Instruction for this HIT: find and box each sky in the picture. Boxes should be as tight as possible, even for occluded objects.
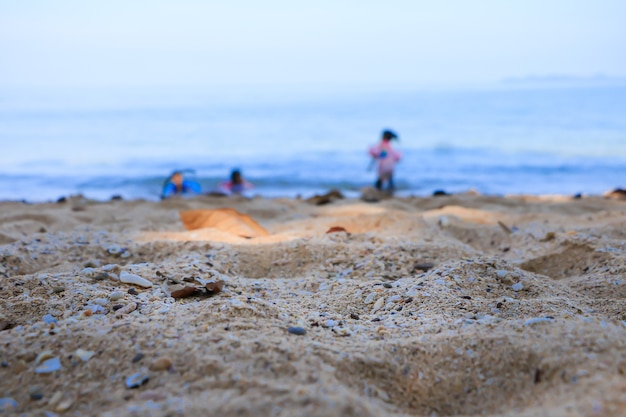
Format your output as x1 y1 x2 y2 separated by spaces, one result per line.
0 0 625 88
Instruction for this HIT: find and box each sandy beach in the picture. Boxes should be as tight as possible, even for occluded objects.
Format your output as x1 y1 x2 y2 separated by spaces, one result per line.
1 193 625 416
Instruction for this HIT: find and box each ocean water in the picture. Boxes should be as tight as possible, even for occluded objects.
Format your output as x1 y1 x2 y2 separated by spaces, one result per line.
1 83 625 202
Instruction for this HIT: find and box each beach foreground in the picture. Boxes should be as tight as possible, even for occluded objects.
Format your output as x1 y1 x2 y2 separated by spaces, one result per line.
1 194 625 416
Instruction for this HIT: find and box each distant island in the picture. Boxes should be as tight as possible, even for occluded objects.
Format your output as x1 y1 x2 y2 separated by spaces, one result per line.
502 74 626 87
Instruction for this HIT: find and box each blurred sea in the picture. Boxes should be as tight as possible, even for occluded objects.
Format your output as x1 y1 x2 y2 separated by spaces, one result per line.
1 82 625 202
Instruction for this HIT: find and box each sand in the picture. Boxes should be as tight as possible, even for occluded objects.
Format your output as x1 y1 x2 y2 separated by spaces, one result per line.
1 193 625 416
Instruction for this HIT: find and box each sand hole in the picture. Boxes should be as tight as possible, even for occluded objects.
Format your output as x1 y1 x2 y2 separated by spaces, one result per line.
519 243 611 280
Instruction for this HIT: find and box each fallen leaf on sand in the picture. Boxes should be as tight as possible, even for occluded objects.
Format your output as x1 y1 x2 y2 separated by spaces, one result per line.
179 208 270 238
326 226 348 234
170 286 199 299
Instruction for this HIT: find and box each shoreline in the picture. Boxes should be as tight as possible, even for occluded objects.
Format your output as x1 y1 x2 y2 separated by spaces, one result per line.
1 194 625 416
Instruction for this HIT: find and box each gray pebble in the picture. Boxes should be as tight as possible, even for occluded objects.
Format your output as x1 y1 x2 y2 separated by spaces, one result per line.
132 353 144 363
287 326 307 336
0 397 18 412
109 291 124 301
52 286 65 294
127 288 138 296
42 314 57 324
512 282 524 291
125 373 149 389
28 386 43 401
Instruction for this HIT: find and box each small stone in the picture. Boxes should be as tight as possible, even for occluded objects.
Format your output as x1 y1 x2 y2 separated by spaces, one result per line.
75 349 95 362
149 357 172 371
382 283 393 289
107 244 123 255
0 397 18 412
55 396 74 412
28 386 44 401
120 272 152 288
114 302 137 316
414 262 435 272
512 282 524 291
109 291 125 301
127 288 139 296
83 259 101 268
79 267 96 278
112 304 124 311
524 317 553 326
132 353 144 363
350 313 360 320
287 326 307 336
125 373 150 389
205 280 225 294
0 361 7 368
496 270 513 285
372 297 385 312
52 286 65 294
42 314 58 324
35 357 62 373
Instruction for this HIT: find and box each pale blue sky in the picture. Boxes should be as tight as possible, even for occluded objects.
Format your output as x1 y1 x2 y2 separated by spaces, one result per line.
0 0 624 87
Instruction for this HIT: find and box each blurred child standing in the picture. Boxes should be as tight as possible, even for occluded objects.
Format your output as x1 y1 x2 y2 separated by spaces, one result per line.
369 129 401 192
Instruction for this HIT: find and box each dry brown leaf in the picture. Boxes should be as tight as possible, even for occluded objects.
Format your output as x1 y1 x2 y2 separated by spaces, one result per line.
179 208 270 238
326 226 348 234
170 286 199 299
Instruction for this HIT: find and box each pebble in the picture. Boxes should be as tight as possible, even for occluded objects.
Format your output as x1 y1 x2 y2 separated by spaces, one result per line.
35 357 62 373
524 317 553 326
512 282 524 291
42 314 58 324
28 386 43 400
83 259 101 268
287 326 307 335
115 302 137 316
132 352 145 363
55 396 74 412
75 349 95 362
496 270 513 285
109 291 125 301
52 286 65 294
0 397 18 412
79 267 97 278
382 282 393 289
120 271 153 288
107 244 124 255
372 297 385 312
350 313 360 320
126 373 150 389
321 320 337 328
149 357 172 371
127 287 139 296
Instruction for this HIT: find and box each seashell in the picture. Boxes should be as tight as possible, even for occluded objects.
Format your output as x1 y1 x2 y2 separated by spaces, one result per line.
120 272 152 288
75 349 95 362
126 373 150 389
35 357 62 373
35 351 55 365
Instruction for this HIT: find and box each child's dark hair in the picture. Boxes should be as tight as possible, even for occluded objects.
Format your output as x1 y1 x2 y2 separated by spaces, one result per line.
382 130 398 140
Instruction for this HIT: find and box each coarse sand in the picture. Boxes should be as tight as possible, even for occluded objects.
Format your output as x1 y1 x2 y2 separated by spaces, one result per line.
1 194 625 416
